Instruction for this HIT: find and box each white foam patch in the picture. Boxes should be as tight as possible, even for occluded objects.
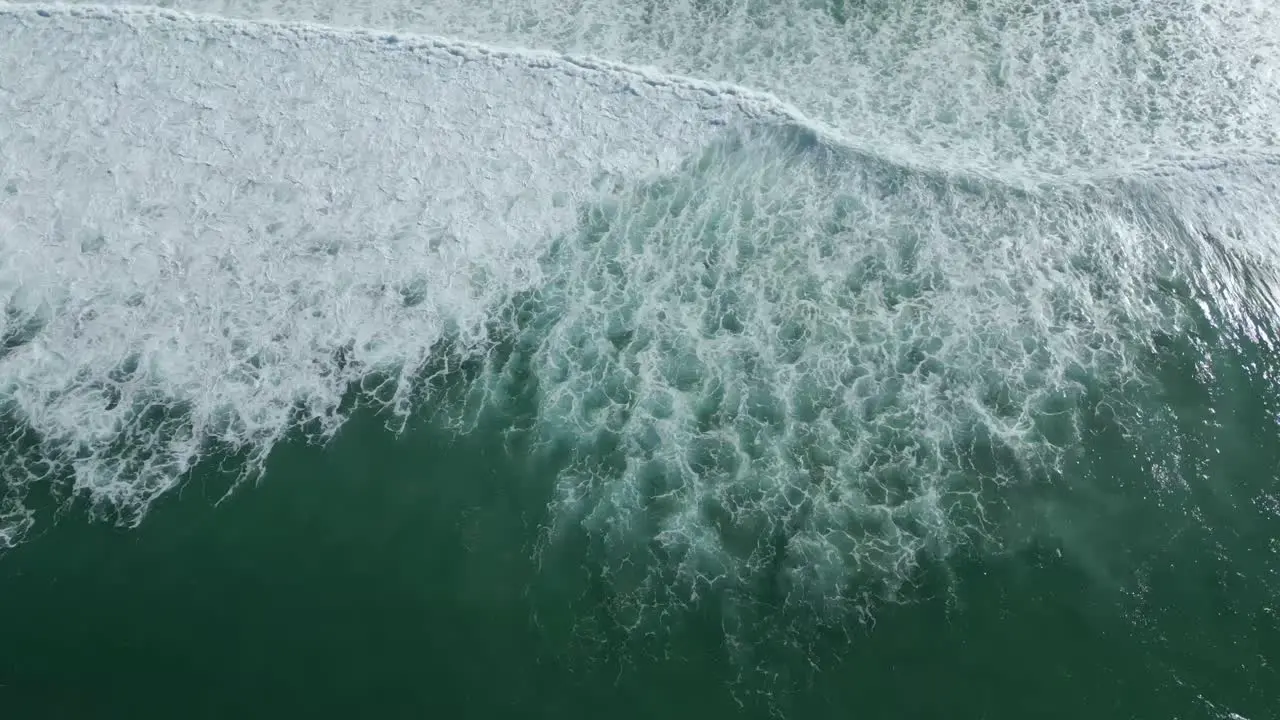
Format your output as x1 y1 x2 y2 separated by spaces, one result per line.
0 3 792 542
39 0 1280 178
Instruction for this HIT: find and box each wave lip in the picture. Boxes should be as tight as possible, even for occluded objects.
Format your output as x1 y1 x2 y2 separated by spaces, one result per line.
8 2 1278 187
0 2 806 116
20 0 1280 181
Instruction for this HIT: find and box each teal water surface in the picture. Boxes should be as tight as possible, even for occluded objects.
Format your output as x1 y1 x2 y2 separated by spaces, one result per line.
1 313 1278 719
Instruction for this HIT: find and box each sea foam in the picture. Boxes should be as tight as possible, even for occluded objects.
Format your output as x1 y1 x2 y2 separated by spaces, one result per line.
3 5 1280 629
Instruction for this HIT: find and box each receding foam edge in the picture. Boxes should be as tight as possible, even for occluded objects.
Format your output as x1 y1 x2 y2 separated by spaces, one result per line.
7 0 1263 190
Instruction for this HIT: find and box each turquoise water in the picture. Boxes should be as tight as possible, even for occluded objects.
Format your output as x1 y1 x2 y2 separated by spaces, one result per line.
3 2 1280 718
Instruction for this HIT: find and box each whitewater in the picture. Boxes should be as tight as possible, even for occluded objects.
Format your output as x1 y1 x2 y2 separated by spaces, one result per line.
3 0 1280 631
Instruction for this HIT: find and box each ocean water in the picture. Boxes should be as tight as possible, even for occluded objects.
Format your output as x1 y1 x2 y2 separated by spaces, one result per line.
1 1 1279 718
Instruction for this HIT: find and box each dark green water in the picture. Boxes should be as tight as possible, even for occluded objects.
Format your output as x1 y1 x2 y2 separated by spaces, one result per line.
2 318 1278 720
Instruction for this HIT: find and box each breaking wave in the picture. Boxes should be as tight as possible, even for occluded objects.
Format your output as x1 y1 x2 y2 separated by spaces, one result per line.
2 3 1280 632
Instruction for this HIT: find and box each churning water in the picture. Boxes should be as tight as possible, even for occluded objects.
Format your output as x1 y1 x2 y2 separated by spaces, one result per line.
1 2 1278 717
